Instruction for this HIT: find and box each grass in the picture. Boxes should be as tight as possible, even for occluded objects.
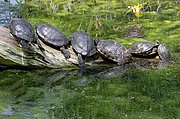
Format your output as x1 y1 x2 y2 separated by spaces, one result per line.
0 0 180 118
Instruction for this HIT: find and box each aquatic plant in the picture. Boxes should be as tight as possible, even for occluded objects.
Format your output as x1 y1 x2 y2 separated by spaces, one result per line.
0 0 179 118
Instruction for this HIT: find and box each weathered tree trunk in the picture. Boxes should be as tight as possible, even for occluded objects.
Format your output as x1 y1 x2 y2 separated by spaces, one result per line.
0 27 166 70
0 27 79 68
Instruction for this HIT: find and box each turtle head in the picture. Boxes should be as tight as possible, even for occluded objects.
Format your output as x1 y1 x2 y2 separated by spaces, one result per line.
65 38 71 48
156 40 161 45
32 32 38 44
94 38 100 46
153 40 161 53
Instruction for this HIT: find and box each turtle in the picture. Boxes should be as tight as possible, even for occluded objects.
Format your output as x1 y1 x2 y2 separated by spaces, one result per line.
128 41 159 58
70 31 97 68
125 25 145 38
36 24 71 59
157 44 170 61
9 18 37 49
155 43 171 68
96 40 132 64
128 41 170 61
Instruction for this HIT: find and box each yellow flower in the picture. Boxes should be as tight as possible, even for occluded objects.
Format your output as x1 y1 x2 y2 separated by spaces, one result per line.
135 12 143 17
131 3 144 17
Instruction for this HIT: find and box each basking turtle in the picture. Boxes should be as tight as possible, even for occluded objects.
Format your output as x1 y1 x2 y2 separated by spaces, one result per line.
156 43 171 68
36 24 71 59
9 18 37 49
70 31 97 68
128 41 158 58
128 41 170 61
125 26 144 38
97 40 132 64
157 44 170 61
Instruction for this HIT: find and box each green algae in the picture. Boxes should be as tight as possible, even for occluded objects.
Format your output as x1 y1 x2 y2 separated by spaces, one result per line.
0 0 180 118
0 67 179 118
1 65 179 118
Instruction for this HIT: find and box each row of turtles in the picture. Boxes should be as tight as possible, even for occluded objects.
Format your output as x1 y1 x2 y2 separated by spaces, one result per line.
9 18 170 69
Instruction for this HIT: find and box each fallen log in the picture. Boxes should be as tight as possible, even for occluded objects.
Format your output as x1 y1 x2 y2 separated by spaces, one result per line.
0 27 79 68
0 27 168 69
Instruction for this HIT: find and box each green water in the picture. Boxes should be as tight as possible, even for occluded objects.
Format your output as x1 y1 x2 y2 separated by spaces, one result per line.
0 0 180 118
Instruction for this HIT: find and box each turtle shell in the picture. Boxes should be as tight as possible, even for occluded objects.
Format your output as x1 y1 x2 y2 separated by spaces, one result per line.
128 42 157 57
97 40 132 64
71 31 96 56
158 44 170 61
9 18 36 42
36 24 69 47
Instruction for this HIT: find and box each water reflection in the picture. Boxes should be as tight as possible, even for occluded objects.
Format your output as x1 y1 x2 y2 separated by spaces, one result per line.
1 106 14 117
0 58 179 118
0 0 19 27
42 58 164 87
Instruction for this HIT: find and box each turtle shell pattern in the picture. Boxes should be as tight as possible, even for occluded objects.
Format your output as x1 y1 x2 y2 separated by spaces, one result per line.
71 31 96 56
9 18 36 42
128 42 157 56
36 24 69 47
158 44 170 61
97 40 132 64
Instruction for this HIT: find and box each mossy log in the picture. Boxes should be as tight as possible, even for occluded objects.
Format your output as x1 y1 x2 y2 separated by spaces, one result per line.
0 27 79 68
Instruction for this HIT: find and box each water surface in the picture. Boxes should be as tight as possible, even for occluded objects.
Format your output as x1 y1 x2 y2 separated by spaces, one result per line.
0 1 180 118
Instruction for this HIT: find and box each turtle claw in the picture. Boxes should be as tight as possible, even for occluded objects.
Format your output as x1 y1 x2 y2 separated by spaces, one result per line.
78 54 85 68
60 47 71 59
64 52 71 59
20 40 30 49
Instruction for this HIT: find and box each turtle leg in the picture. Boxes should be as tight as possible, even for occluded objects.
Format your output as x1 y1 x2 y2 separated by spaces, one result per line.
77 53 85 76
78 54 85 68
19 40 30 49
90 53 99 60
59 47 71 59
94 38 100 46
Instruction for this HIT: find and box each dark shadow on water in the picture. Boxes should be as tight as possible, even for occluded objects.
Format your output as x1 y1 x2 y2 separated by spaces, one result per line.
35 58 168 87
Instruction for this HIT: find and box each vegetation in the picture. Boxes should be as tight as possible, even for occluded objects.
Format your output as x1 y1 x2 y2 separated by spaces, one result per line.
19 0 179 48
0 0 180 118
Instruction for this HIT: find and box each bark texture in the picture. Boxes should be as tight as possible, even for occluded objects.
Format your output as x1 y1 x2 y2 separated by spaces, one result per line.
0 27 79 68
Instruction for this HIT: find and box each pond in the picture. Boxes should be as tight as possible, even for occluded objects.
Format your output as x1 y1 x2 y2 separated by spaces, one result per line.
0 0 180 118
0 0 19 27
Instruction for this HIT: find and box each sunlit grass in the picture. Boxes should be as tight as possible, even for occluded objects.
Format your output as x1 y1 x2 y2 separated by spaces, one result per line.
0 0 180 118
